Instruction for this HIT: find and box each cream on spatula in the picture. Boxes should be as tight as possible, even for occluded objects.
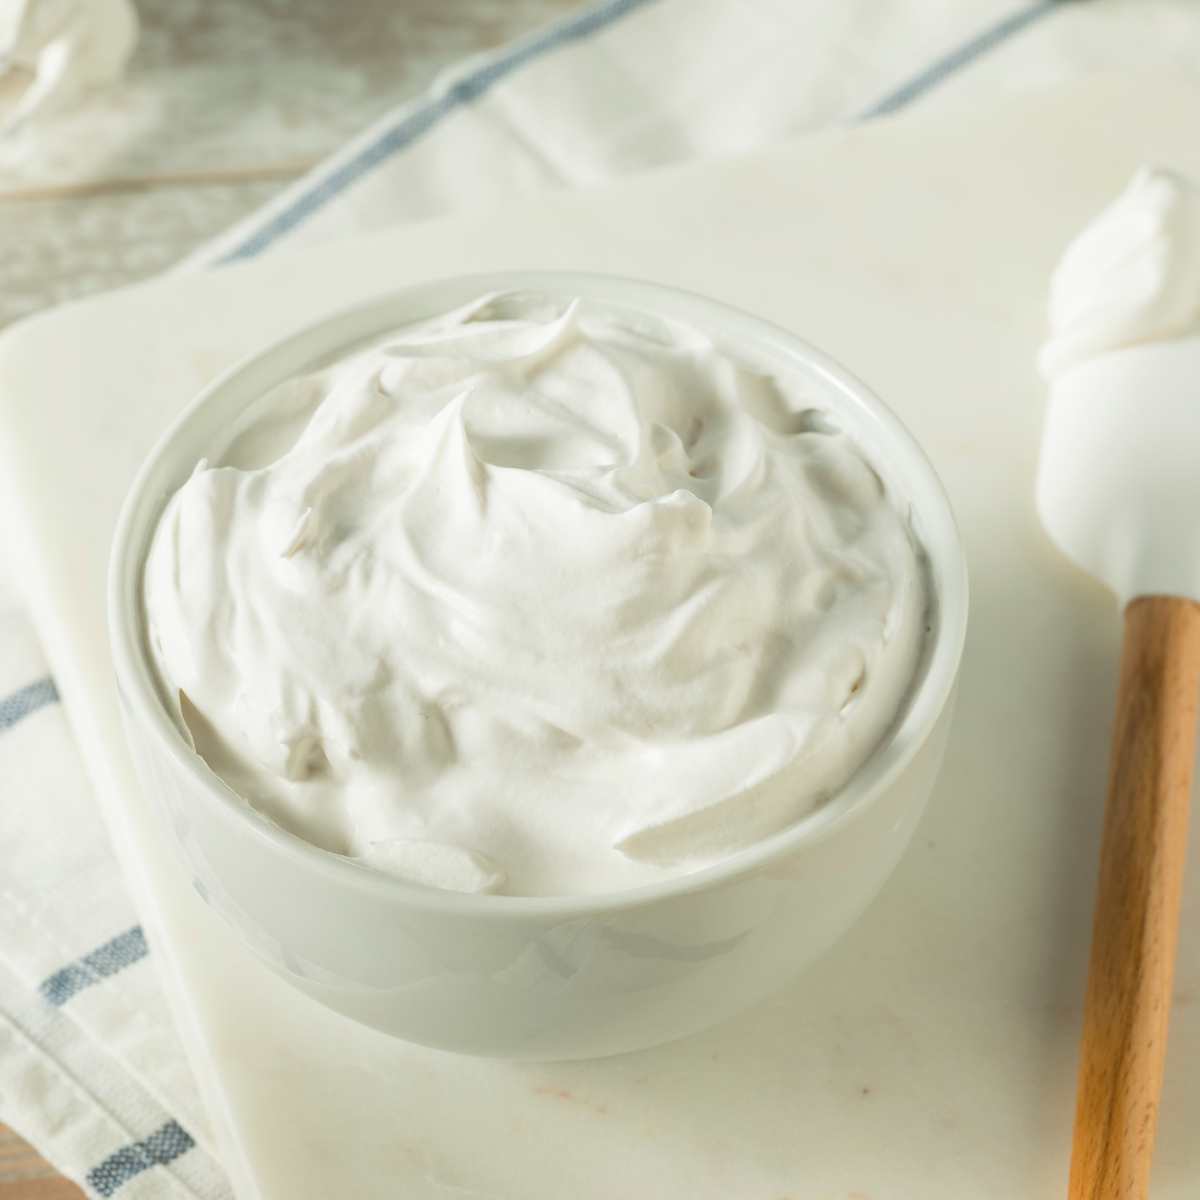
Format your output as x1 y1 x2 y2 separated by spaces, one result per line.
1039 167 1200 1200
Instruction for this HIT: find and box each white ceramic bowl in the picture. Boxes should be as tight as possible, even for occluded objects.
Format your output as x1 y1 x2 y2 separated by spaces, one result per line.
109 272 967 1060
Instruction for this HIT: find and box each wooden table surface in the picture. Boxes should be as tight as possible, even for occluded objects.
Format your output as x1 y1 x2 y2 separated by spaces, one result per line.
0 1134 82 1200
0 1 579 1193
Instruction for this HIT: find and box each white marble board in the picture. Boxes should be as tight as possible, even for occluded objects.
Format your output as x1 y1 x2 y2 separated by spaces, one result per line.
2 75 1200 1199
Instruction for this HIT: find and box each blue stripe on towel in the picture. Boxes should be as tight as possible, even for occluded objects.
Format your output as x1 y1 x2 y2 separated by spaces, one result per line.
86 1120 195 1197
221 0 1064 264
39 926 149 1008
0 675 58 731
859 0 1062 119
220 0 659 262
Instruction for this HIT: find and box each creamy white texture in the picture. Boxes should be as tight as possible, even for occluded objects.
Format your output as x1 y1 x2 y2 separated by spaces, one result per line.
144 293 926 896
1040 167 1200 378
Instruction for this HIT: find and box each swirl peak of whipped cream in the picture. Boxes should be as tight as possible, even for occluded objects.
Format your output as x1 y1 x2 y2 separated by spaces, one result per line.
1040 167 1200 379
144 292 927 896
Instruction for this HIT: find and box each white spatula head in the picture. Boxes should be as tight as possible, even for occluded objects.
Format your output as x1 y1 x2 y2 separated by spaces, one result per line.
1038 167 1200 605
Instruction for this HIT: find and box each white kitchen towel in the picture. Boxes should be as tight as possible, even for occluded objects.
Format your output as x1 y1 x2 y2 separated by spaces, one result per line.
0 614 232 1199
4 0 1200 1196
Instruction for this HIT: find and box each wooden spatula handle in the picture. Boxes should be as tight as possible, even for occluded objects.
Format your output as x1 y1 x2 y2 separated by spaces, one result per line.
1069 595 1200 1200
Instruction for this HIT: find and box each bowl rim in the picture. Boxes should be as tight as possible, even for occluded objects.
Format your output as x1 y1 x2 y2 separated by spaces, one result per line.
108 269 969 919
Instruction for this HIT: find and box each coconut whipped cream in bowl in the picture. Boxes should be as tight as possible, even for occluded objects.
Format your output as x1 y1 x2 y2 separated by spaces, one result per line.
110 273 966 1058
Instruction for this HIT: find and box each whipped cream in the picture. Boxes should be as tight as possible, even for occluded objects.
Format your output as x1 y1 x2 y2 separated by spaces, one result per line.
1040 167 1200 378
144 292 927 896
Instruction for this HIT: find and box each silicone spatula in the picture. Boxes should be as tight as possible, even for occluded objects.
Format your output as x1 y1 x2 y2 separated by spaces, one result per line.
1039 322 1200 1195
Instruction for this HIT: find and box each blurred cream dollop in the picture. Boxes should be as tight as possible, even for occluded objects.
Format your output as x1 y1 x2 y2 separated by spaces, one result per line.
143 293 927 896
0 0 137 134
1040 166 1200 379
